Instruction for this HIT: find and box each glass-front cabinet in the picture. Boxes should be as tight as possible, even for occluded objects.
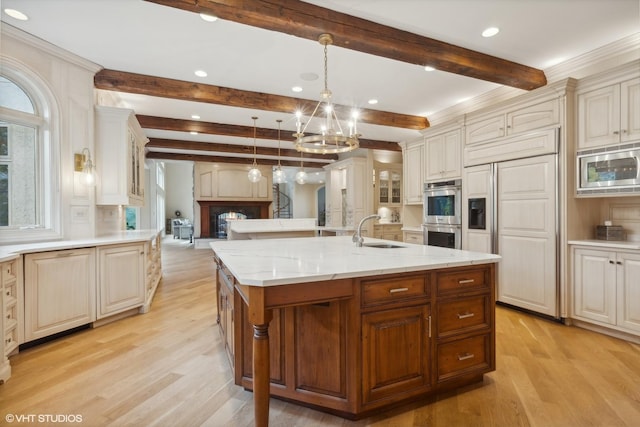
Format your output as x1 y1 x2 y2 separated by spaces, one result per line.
377 168 402 206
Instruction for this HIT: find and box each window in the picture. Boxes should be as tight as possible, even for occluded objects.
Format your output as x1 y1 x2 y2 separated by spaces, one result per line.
0 71 60 242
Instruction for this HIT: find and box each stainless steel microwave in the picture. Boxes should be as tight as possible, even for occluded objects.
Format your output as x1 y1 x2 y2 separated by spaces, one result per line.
577 145 640 195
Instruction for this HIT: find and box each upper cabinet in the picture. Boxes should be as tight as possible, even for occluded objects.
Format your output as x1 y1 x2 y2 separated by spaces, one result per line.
577 77 640 150
425 127 461 182
402 140 425 205
376 166 402 207
465 98 560 146
95 106 148 206
194 163 272 201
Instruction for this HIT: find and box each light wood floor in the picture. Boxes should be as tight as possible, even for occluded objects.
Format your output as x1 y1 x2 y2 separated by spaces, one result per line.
1 237 639 426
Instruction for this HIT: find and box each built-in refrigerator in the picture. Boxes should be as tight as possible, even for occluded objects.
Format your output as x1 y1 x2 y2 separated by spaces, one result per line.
463 136 559 318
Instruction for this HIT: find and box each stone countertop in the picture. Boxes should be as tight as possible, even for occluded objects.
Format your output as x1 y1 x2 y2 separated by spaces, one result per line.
210 235 500 287
0 229 161 262
568 239 640 250
228 218 317 233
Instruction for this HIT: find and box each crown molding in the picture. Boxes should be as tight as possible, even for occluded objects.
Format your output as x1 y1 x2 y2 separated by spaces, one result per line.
427 32 640 127
1 23 101 73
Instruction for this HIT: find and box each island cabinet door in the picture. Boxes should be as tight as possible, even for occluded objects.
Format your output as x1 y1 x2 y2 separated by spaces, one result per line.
361 304 432 404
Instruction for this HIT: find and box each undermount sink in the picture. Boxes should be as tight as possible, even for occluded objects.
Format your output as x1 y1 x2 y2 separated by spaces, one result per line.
362 243 406 249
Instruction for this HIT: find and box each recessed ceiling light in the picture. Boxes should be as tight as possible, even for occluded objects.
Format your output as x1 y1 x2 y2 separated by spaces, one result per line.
4 8 28 20
368 99 378 105
292 86 303 93
199 13 218 22
191 114 201 120
194 70 207 78
482 27 500 38
424 66 435 72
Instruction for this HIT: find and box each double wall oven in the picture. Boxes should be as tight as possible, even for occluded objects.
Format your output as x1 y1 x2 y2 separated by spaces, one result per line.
422 179 462 249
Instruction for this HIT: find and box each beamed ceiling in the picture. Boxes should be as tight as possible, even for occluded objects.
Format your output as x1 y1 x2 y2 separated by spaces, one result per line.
2 0 638 174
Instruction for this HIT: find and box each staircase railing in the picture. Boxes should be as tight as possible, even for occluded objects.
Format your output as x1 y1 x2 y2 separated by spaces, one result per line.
273 184 292 218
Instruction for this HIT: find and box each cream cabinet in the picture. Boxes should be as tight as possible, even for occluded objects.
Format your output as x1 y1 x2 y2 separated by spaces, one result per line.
376 167 402 207
577 77 640 150
403 230 423 244
323 157 370 228
465 98 560 145
573 246 640 335
195 163 272 201
1 257 21 382
372 223 403 242
142 233 162 312
425 128 461 182
97 243 145 319
95 106 148 206
403 141 425 205
24 248 96 342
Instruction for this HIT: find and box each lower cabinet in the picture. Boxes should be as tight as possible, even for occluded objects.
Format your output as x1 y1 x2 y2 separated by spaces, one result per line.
97 243 145 319
362 304 431 403
403 230 423 244
1 257 21 382
372 224 403 242
573 246 640 335
24 248 96 342
216 260 496 418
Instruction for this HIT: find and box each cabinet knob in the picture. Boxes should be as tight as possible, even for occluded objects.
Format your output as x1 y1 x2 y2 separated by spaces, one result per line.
609 260 615 264
613 131 620 135
617 261 623 265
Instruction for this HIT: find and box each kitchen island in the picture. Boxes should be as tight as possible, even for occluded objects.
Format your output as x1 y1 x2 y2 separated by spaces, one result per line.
210 236 500 426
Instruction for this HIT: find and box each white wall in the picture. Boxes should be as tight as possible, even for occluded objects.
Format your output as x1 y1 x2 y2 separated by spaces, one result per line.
291 183 322 219
165 161 195 223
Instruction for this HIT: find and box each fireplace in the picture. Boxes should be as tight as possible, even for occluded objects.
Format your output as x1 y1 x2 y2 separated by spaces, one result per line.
198 201 271 238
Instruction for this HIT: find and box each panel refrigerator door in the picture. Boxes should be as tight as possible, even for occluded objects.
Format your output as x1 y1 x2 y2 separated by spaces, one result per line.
496 154 558 318
462 164 493 254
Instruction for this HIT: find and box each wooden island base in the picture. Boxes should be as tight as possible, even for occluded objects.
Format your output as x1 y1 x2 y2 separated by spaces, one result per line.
214 257 496 425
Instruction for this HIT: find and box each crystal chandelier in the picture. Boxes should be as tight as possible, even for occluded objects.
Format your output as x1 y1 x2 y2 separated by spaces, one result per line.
294 33 360 154
273 119 287 184
247 116 262 183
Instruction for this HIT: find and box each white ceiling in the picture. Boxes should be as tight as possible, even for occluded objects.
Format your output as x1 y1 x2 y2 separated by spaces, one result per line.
2 0 639 177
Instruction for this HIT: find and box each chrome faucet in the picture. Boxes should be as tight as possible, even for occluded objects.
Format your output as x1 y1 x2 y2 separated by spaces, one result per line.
353 214 381 247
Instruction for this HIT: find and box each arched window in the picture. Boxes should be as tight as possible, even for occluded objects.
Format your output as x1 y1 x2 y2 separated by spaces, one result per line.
0 67 60 242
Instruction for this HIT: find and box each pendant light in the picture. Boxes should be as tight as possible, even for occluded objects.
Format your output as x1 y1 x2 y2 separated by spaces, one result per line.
295 151 307 184
273 119 287 184
294 33 360 154
247 116 262 183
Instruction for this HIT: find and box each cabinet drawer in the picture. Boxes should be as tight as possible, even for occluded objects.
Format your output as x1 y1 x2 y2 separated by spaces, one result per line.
437 296 490 337
436 267 489 295
404 233 423 244
4 281 17 302
437 334 491 381
362 275 428 306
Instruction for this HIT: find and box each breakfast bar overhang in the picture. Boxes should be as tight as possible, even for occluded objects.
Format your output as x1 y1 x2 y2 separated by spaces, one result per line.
210 236 501 426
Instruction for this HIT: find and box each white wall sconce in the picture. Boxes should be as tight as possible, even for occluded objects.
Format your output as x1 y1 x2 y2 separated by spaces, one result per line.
74 147 96 186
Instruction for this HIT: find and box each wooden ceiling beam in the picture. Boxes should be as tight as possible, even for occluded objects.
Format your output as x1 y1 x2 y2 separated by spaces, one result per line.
146 137 336 162
94 70 428 131
145 151 323 168
137 115 401 152
144 0 546 91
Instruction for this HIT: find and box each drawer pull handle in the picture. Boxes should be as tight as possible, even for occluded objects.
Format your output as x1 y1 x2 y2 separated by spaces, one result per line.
389 287 409 294
458 279 475 284
457 352 474 361
457 312 475 319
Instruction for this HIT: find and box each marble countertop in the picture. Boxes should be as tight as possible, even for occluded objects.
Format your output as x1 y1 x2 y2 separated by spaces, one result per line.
568 239 640 250
0 229 161 262
210 235 500 287
228 218 317 233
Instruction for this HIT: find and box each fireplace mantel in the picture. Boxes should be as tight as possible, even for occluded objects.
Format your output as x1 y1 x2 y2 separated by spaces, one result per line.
198 200 271 238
